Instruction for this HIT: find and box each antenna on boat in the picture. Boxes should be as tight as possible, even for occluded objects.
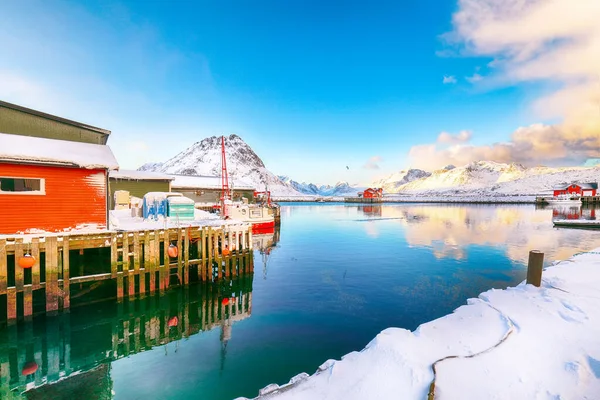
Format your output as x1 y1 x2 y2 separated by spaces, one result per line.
220 135 231 217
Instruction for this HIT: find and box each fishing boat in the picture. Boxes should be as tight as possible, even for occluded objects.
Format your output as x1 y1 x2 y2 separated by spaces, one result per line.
544 194 582 205
553 219 600 229
219 136 278 232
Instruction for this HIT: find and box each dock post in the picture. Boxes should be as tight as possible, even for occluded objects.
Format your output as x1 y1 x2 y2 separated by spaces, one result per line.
132 232 140 296
62 239 70 310
184 227 190 286
145 231 153 293
46 236 59 315
526 250 544 287
177 228 183 285
161 230 168 291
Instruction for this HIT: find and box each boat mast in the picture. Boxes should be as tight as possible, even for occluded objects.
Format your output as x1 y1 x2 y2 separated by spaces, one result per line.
220 135 231 217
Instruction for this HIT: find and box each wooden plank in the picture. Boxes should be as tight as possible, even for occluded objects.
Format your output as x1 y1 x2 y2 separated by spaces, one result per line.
62 239 70 310
122 233 130 271
147 232 155 293
46 236 59 314
206 228 212 282
177 228 183 285
184 227 190 286
110 233 118 278
139 232 146 295
161 231 168 291
132 232 140 296
14 238 24 293
154 230 160 289
0 239 6 295
31 238 40 289
7 288 17 322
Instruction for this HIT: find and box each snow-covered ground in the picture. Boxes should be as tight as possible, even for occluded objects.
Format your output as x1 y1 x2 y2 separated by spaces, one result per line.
108 209 249 231
249 249 600 400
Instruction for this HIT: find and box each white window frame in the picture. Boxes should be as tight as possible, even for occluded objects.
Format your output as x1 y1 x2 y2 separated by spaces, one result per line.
0 176 46 195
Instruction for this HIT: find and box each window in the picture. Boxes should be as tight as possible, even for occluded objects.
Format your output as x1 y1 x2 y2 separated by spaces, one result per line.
0 177 45 194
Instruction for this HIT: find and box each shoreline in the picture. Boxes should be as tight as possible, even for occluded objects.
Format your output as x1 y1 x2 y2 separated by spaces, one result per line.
248 248 600 400
273 195 539 204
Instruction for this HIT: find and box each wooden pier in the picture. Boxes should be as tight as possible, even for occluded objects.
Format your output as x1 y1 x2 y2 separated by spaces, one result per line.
582 196 600 204
344 197 383 203
0 274 253 397
0 224 253 324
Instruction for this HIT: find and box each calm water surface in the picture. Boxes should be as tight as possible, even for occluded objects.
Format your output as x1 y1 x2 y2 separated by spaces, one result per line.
3 203 600 400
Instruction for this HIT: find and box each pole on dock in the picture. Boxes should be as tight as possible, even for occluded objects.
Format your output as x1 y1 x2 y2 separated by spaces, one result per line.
526 250 544 287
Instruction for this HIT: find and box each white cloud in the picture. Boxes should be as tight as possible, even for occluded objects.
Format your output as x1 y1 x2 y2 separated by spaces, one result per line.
410 0 600 169
443 75 457 84
465 73 483 83
363 155 383 170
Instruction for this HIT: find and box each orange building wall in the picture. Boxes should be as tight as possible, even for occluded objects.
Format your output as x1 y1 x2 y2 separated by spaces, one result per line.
0 163 107 234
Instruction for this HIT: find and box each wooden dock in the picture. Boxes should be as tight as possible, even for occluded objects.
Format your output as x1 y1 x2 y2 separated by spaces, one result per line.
0 274 253 397
344 197 383 203
582 196 600 204
0 224 253 324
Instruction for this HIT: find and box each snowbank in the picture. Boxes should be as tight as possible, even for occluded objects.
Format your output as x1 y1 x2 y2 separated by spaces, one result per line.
271 195 537 203
250 249 600 400
108 209 247 231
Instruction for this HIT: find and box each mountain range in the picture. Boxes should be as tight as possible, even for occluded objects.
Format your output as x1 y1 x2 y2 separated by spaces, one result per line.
138 135 600 197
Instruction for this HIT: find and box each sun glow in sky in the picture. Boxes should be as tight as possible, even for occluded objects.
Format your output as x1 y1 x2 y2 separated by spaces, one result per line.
1 0 599 185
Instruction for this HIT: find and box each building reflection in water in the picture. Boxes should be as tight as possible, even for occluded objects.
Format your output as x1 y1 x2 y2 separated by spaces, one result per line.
370 204 600 265
0 256 253 399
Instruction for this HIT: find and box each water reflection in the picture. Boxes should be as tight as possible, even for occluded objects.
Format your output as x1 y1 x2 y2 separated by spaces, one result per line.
0 272 253 399
252 226 280 280
374 204 600 265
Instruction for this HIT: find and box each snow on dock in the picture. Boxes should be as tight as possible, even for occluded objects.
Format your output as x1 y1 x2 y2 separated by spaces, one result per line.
251 249 600 400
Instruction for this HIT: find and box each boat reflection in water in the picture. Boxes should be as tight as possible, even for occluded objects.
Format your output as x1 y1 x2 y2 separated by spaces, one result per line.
0 263 253 399
252 225 281 279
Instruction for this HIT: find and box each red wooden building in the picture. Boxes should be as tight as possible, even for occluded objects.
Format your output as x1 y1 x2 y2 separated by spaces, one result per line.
361 188 383 198
0 133 118 234
552 183 598 197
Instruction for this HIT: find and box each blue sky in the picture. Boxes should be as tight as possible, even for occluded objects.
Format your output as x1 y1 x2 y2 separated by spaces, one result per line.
1 0 585 185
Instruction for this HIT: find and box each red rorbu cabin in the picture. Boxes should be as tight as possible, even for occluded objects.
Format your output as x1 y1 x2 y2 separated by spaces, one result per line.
0 133 119 234
552 183 598 197
362 188 383 198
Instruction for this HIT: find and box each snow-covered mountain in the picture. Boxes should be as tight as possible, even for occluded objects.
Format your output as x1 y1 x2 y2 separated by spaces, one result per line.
372 168 432 193
138 134 301 196
278 176 366 196
378 161 600 196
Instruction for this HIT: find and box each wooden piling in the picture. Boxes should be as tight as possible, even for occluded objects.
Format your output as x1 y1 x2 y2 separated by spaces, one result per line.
45 236 59 314
161 231 168 291
31 238 40 289
62 239 70 310
526 250 544 287
177 228 183 286
184 227 190 286
0 239 6 296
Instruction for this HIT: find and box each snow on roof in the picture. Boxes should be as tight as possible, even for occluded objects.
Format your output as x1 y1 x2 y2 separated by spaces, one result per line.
170 174 255 190
110 170 174 181
0 132 119 169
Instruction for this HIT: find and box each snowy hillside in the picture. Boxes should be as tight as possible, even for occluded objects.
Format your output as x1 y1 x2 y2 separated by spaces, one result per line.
380 161 600 196
372 169 431 193
139 135 301 196
278 176 366 196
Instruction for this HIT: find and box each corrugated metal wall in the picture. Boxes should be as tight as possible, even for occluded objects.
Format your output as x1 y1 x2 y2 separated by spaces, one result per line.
108 179 170 209
0 106 107 144
0 163 107 234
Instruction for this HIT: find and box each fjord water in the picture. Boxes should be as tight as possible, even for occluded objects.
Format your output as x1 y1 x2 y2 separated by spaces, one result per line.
5 203 600 400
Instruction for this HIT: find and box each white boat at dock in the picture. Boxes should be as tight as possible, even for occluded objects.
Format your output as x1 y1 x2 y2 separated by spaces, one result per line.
544 195 582 205
553 219 600 229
